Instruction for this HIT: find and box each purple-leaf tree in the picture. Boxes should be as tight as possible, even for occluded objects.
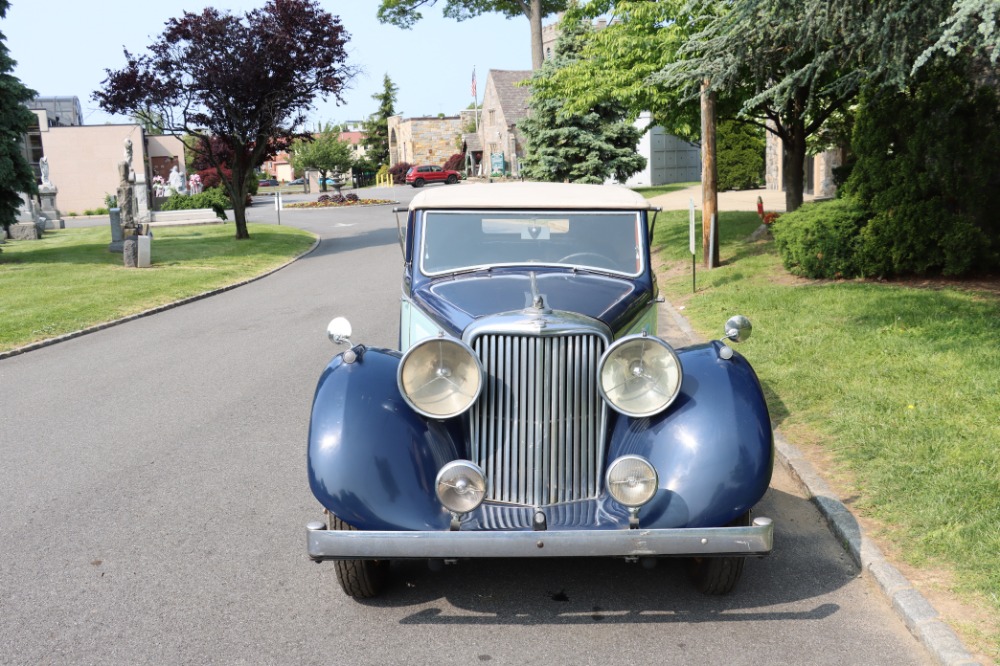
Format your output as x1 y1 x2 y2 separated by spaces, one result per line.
94 0 354 239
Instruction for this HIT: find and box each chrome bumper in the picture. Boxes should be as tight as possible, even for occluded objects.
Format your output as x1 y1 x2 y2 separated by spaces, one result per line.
307 517 773 560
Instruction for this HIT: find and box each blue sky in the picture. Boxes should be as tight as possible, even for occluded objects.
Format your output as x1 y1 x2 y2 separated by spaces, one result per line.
4 0 537 127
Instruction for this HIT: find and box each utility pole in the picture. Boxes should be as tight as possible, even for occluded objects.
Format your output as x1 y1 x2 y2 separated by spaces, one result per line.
700 79 719 268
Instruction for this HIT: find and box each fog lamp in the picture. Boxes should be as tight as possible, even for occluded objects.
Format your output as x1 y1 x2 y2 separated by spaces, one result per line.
606 456 658 508
436 460 487 514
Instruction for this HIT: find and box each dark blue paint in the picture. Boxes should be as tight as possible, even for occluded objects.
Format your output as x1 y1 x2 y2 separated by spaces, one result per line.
308 341 773 532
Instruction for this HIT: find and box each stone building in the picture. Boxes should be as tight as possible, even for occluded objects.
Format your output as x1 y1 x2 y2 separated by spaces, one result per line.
765 131 842 198
387 112 475 167
476 69 533 177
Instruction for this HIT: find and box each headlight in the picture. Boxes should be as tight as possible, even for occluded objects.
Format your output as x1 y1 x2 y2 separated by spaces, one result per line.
606 456 658 507
598 334 682 417
436 460 487 514
398 336 484 419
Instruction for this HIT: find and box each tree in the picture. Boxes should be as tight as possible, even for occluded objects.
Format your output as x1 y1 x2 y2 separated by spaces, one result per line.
916 0 1000 70
94 0 354 240
376 0 566 69
519 15 645 183
361 75 398 167
0 0 37 237
290 124 355 191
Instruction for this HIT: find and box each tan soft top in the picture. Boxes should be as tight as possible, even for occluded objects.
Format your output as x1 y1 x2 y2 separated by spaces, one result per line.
408 182 654 211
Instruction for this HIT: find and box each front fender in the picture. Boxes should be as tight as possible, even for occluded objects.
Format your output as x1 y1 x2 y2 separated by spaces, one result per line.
307 347 460 530
608 341 774 529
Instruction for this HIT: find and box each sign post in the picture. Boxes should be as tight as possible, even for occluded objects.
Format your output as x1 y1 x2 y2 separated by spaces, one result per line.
689 197 696 292
275 191 282 226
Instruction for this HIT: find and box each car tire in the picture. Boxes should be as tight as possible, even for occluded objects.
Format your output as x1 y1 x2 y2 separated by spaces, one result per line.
446 174 458 184
413 178 425 188
329 513 389 599
686 511 749 595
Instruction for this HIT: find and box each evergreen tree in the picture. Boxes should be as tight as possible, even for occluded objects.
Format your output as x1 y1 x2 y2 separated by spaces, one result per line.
361 74 398 167
0 0 37 236
519 15 645 184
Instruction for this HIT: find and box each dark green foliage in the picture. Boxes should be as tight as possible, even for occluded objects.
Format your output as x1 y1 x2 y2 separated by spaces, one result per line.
0 0 38 233
842 59 1000 276
716 120 764 191
159 187 230 221
772 198 869 279
520 15 645 184
362 75 398 167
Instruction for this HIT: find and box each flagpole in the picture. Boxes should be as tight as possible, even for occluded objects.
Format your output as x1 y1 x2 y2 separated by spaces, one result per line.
472 67 479 131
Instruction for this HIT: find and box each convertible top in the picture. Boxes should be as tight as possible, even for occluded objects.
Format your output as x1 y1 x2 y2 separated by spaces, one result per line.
408 182 655 211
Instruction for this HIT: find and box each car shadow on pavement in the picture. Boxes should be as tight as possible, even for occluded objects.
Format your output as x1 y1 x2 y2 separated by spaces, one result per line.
302 227 400 257
345 485 856 626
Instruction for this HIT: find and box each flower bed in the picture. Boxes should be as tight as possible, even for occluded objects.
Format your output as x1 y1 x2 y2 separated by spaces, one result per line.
286 193 395 209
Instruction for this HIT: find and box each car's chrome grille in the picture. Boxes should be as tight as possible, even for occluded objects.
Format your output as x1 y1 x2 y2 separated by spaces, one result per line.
470 333 607 506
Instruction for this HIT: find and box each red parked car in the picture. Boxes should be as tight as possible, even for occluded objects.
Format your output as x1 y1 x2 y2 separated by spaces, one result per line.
405 165 461 187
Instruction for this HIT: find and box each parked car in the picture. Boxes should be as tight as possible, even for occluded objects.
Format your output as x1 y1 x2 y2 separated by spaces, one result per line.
405 164 461 187
288 177 304 186
306 182 775 599
258 178 279 187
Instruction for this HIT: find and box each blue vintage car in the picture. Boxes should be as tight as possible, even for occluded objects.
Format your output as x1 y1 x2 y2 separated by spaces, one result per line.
306 182 774 599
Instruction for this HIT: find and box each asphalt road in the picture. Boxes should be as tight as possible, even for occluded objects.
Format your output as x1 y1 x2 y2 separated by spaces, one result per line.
0 185 933 665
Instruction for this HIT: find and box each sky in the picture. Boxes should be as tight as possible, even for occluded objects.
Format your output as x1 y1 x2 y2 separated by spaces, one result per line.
3 0 537 128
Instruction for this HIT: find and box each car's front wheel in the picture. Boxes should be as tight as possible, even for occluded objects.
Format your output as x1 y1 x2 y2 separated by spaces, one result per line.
687 511 749 595
329 512 389 599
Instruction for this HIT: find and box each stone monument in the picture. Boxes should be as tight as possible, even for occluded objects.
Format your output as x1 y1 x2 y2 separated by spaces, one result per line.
117 150 140 267
9 192 44 240
167 166 186 195
35 156 65 230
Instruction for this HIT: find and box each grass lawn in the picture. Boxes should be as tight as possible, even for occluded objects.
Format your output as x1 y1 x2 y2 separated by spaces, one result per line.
652 209 1000 659
0 223 315 353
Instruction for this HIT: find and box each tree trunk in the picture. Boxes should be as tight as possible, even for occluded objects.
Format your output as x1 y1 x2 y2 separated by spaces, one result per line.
528 0 544 70
230 159 251 240
700 80 719 268
782 121 806 212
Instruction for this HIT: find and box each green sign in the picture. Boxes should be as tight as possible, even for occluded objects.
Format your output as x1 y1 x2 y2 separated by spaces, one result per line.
490 152 505 174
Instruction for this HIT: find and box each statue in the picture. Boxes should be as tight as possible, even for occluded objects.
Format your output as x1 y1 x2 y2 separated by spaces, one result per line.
118 161 135 229
39 156 51 187
167 166 186 195
124 138 133 164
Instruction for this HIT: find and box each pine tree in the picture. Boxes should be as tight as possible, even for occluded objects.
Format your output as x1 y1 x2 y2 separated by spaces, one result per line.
519 15 645 184
0 0 38 235
361 75 398 167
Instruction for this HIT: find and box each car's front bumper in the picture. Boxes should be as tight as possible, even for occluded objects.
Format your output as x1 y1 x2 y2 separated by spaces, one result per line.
306 517 774 560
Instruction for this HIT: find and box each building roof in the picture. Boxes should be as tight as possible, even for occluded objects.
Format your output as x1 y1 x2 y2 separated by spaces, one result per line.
489 70 533 124
463 133 483 152
409 182 654 211
339 131 364 145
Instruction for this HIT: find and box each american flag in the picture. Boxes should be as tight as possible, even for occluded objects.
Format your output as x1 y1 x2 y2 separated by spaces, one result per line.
471 68 477 98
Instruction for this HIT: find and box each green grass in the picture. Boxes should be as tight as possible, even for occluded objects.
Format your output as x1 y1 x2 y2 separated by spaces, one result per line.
633 181 699 199
0 223 315 352
654 210 1000 658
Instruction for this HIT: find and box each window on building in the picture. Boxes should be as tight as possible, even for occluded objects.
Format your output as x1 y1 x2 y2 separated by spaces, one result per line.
489 109 496 124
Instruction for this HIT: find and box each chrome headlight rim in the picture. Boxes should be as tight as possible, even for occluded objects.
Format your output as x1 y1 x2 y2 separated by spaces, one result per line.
435 460 488 514
605 455 659 508
397 335 484 419
597 333 683 418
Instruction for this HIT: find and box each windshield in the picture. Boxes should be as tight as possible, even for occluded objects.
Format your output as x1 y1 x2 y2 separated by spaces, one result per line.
420 210 643 276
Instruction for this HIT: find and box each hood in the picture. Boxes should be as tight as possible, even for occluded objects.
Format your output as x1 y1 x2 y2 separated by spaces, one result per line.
411 270 652 337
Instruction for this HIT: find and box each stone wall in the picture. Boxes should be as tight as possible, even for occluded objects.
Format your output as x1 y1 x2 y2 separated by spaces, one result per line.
388 116 464 167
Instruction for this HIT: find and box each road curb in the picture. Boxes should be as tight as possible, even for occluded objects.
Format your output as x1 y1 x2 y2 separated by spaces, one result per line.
0 235 322 362
656 297 980 666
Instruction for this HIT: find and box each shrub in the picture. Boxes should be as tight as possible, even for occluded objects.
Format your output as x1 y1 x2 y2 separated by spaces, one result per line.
772 197 870 279
840 58 1000 276
716 119 764 191
159 186 230 220
443 153 465 172
388 162 412 185
345 193 359 202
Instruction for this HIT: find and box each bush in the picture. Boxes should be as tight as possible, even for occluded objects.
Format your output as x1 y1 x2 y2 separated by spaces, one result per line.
717 120 764 191
159 186 230 220
772 197 870 279
443 153 465 172
840 58 1000 276
388 162 412 185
